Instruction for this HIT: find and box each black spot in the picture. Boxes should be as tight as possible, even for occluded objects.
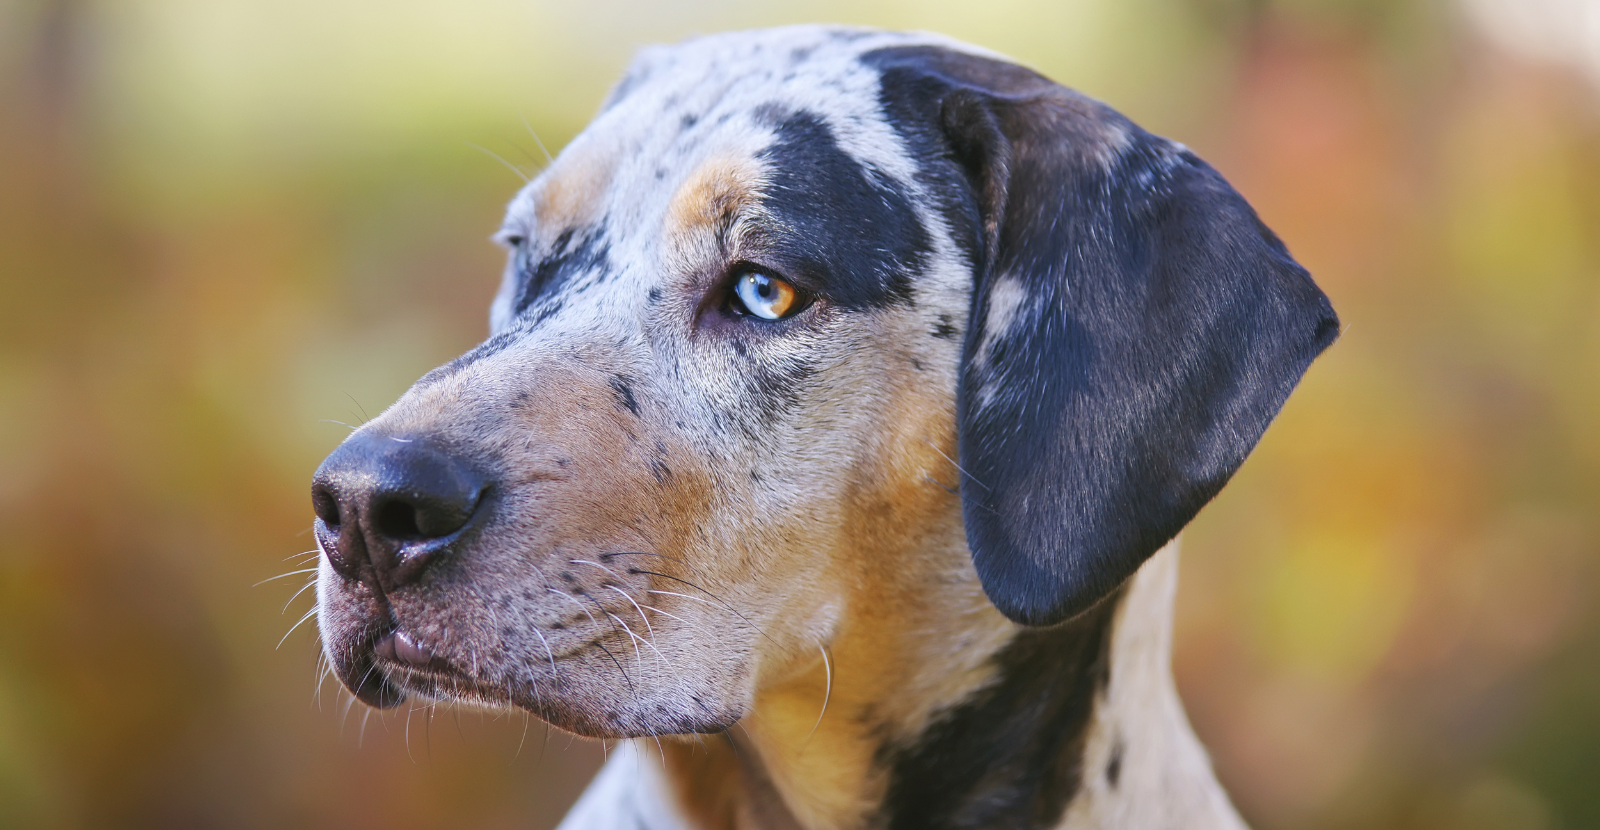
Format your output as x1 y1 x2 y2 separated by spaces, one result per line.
877 589 1121 830
1105 737 1123 789
933 315 959 339
511 229 611 317
610 376 640 416
561 571 576 584
751 108 931 311
679 112 699 130
647 287 663 304
647 441 672 483
911 358 924 371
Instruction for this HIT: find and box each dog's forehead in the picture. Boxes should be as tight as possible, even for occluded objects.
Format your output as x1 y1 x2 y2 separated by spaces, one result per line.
501 27 984 240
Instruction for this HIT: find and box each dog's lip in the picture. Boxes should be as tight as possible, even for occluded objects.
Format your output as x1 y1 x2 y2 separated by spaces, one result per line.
374 629 457 674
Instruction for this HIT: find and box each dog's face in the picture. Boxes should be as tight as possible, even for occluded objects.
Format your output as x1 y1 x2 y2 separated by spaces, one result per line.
313 26 1337 739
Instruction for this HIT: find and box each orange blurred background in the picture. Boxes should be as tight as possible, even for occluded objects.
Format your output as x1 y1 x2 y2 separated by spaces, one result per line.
2 1 1597 828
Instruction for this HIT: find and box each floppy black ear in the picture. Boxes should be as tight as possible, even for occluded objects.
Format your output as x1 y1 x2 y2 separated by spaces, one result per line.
867 46 1339 626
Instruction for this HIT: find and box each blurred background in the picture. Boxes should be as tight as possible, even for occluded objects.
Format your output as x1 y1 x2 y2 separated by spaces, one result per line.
1 0 1597 827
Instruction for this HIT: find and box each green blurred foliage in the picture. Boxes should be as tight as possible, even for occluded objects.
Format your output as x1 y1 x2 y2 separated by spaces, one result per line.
1 0 1596 828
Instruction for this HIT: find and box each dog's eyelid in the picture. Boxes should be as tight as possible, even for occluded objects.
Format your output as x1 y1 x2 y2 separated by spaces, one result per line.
491 229 527 249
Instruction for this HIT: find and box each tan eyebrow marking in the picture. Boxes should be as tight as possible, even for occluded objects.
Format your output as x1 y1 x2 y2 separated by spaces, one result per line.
665 153 762 240
532 135 620 231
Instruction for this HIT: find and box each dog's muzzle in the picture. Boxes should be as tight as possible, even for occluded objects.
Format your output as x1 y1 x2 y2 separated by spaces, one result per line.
312 432 489 702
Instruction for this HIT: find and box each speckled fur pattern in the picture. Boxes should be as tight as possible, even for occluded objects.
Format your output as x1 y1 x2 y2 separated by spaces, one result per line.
315 24 1336 830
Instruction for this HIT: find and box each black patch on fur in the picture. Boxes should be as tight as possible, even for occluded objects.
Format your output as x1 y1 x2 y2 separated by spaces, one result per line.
420 324 526 380
744 352 816 429
933 314 959 339
610 375 640 416
861 52 987 278
878 589 1122 829
511 229 610 317
864 45 1339 626
752 108 931 311
1105 736 1124 789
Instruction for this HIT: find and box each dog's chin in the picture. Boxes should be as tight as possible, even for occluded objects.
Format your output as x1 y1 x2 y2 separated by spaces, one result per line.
329 645 408 710
330 645 745 740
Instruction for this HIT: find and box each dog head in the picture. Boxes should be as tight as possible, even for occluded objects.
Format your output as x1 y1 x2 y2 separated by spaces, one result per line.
312 26 1337 739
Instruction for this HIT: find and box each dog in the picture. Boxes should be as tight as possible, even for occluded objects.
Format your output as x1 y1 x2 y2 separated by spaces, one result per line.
311 25 1337 830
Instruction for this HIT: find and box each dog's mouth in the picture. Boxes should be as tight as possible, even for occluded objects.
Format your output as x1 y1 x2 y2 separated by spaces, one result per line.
330 624 501 710
368 628 523 708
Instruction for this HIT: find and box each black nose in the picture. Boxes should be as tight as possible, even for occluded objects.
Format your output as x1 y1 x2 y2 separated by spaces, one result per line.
311 432 486 591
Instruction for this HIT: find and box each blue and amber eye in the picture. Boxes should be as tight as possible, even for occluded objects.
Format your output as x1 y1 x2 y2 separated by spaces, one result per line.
730 270 806 321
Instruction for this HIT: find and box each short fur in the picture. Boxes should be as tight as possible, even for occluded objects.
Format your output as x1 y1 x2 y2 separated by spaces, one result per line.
312 25 1336 830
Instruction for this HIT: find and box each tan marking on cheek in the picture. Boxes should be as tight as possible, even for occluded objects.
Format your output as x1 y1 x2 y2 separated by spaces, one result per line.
514 379 715 558
832 347 1015 735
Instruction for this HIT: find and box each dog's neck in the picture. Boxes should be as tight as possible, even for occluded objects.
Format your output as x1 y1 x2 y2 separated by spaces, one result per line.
609 543 1247 830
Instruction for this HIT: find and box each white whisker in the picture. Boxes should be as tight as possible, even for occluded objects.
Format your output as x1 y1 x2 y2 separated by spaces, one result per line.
277 607 318 649
805 646 832 745
255 567 318 587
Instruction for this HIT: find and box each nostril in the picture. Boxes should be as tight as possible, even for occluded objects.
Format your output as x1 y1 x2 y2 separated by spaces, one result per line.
374 498 425 542
372 487 483 543
312 485 342 527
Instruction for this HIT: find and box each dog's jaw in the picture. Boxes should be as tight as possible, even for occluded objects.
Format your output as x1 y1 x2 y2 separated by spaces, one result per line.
561 544 1249 830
